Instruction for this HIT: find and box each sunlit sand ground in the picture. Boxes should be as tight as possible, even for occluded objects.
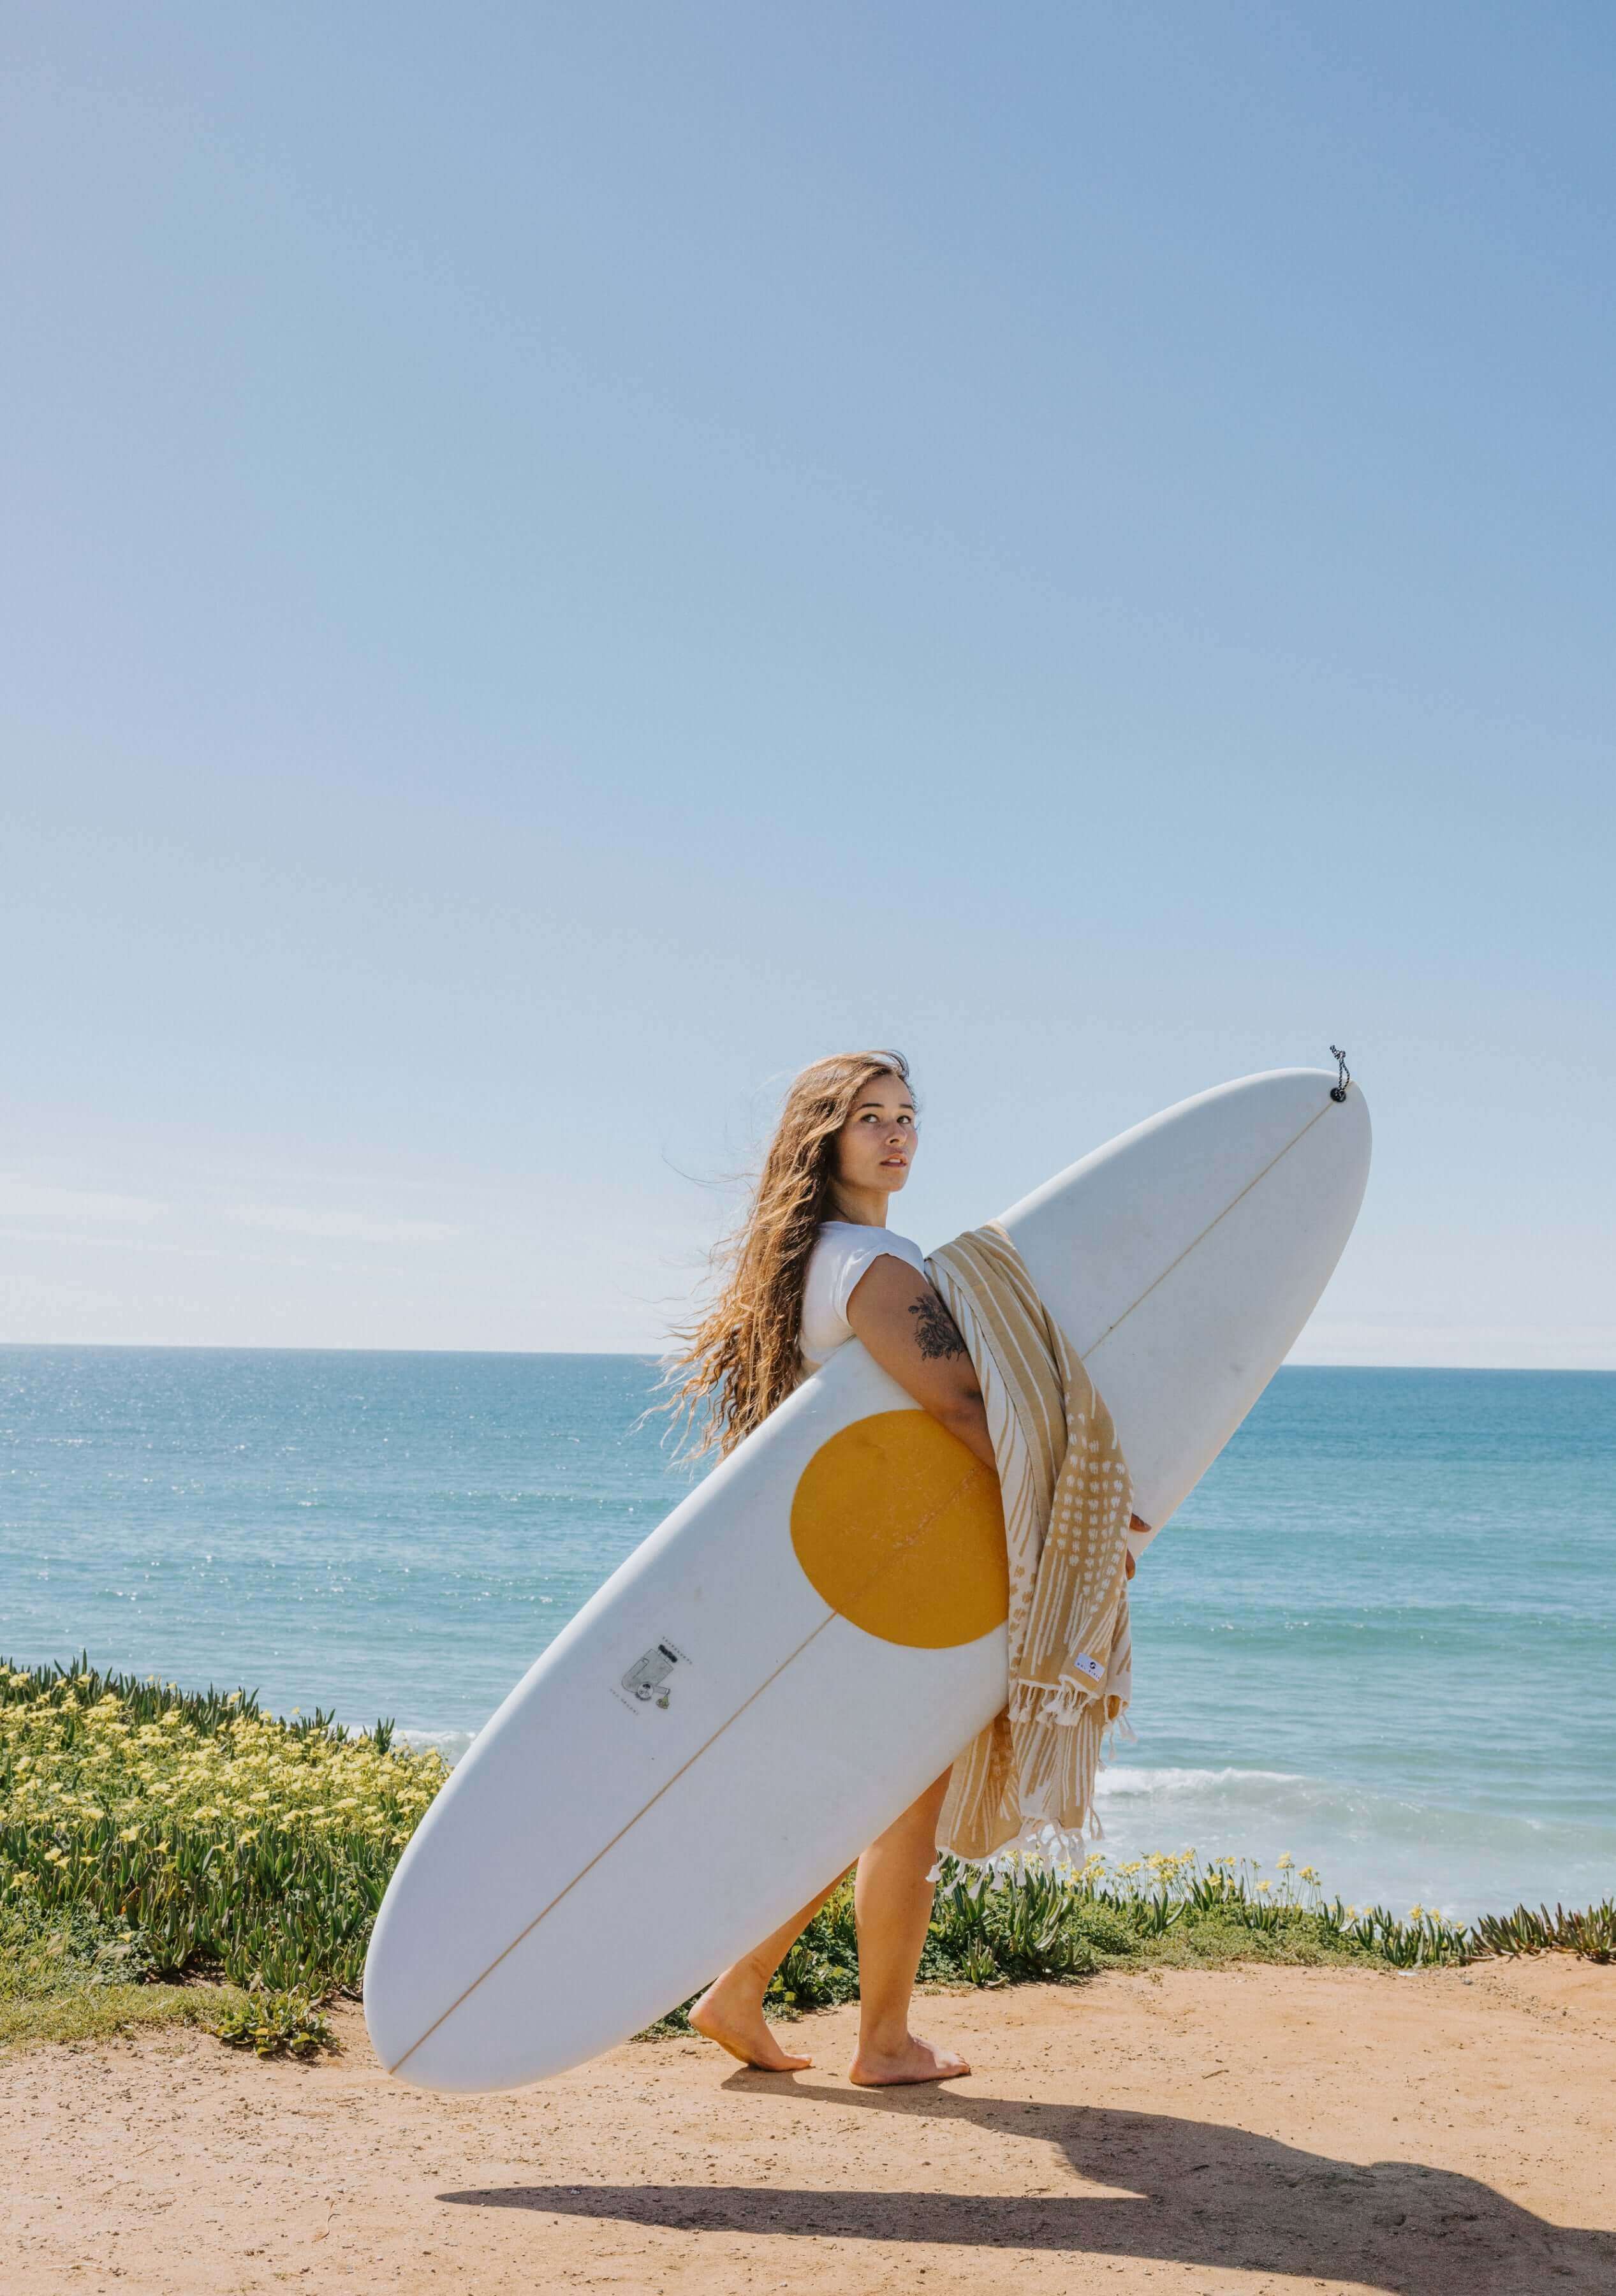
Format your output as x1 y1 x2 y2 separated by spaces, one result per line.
5 1957 1613 2293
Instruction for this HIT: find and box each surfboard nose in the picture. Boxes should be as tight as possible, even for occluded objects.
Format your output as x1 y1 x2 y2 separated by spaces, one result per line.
1001 1068 1370 1532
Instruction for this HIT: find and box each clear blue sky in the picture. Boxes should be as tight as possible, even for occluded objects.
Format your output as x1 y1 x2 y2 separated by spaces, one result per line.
3 3 1612 1361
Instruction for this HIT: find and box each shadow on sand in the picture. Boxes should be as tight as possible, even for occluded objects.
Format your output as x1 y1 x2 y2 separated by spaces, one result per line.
442 2077 1615 2293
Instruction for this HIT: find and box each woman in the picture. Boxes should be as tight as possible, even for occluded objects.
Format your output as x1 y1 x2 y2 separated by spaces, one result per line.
669 1048 1145 2082
665 1048 991 2085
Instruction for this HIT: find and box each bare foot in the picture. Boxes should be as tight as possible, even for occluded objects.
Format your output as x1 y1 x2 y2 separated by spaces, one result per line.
848 2032 971 2086
688 1980 812 2073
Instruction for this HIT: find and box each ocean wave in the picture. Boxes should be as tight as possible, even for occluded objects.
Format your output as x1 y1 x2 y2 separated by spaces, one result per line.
1088 1760 1616 1919
1096 1765 1305 1797
397 1725 477 1765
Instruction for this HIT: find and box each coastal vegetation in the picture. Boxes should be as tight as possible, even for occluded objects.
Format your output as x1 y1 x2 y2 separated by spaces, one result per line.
3 1656 1611 2061
1 1656 444 2055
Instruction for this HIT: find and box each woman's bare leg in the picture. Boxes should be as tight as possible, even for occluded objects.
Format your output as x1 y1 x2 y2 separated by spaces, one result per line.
848 1769 969 2086
688 1870 849 2071
691 1769 968 2081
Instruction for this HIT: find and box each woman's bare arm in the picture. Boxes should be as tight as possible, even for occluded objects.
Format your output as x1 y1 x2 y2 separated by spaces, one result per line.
846 1255 1148 1575
844 1258 995 1469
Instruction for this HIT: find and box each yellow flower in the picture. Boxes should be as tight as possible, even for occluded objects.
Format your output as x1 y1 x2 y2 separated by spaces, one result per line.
1277 1853 1294 1871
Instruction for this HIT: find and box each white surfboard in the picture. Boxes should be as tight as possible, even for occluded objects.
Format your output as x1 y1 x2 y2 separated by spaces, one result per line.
364 1066 1370 2091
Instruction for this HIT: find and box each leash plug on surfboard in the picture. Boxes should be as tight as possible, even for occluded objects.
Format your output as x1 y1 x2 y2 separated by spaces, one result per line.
1329 1046 1351 1103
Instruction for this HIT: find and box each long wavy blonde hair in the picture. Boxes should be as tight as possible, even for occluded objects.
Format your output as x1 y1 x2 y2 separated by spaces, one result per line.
661 1049 915 1458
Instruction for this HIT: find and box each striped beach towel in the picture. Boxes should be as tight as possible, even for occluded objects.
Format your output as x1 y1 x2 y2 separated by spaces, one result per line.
925 1223 1135 1867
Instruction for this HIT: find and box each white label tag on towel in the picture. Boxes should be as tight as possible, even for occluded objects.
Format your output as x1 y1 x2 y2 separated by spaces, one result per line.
1071 1651 1106 1684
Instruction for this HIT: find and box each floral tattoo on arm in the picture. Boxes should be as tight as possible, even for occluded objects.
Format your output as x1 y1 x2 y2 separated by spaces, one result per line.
909 1291 968 1361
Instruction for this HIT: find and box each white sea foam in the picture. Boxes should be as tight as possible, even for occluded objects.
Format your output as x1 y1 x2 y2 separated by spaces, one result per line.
1088 1761 1616 1921
1096 1765 1305 1797
398 1725 477 1765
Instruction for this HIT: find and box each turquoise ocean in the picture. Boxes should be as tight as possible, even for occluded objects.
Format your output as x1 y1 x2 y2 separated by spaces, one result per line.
1 1349 1611 1922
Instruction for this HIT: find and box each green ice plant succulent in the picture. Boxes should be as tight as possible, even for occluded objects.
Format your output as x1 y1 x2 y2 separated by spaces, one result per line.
1 1655 446 2046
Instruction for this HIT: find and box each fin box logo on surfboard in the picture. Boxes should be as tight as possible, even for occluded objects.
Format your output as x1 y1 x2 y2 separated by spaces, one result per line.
612 1638 691 1713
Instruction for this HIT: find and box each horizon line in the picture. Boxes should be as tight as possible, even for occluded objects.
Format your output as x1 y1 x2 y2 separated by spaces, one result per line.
1 1340 1612 1375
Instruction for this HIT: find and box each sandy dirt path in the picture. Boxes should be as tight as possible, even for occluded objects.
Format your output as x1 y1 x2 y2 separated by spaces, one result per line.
4 1957 1613 2295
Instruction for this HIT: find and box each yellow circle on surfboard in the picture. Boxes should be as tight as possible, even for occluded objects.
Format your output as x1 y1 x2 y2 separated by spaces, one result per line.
789 1410 1008 1649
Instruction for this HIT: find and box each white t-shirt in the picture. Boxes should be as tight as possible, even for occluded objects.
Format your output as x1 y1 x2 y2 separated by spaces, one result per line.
800 1221 929 1373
